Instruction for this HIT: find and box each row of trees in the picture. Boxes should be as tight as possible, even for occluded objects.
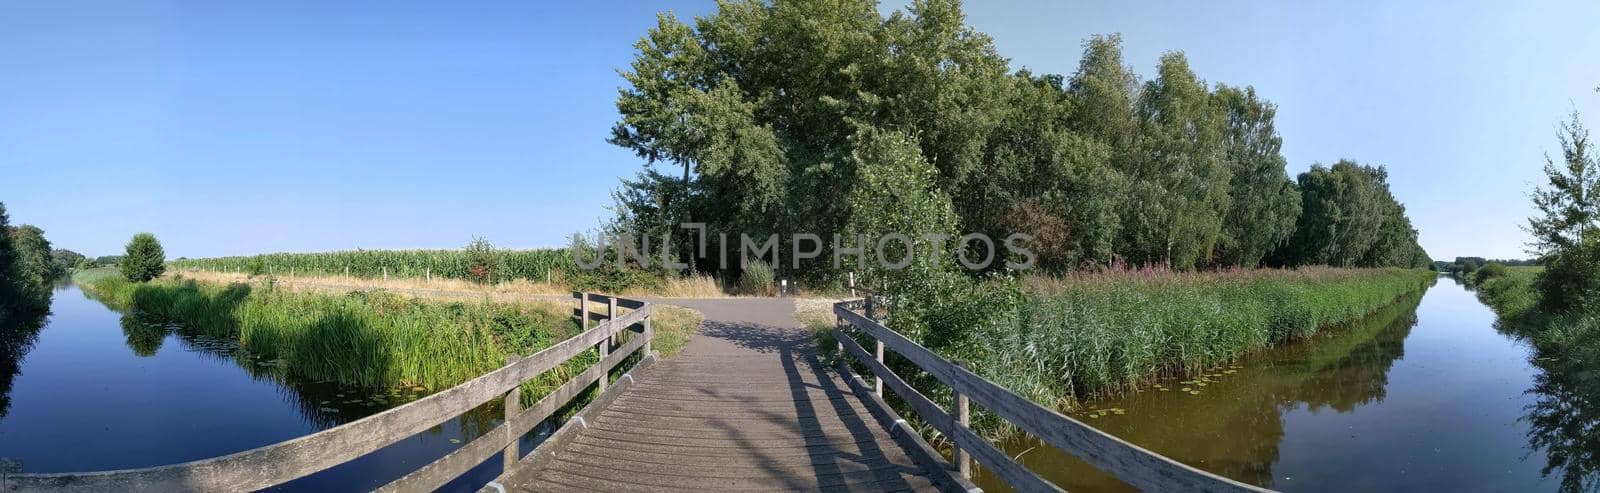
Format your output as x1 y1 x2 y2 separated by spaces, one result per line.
0 203 59 323
607 0 1428 279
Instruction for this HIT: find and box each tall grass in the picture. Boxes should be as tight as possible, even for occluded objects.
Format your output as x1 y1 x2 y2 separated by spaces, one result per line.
77 272 588 391
917 268 1436 415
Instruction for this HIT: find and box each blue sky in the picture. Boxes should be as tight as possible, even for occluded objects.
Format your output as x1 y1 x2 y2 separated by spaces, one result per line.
2 1 1596 260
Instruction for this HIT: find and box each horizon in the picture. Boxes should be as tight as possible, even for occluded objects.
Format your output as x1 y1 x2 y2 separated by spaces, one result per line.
4 1 1598 260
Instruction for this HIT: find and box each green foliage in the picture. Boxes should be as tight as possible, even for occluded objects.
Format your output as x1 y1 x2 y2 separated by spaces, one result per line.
120 233 166 282
607 2 1426 275
737 260 774 295
1527 111 1600 311
51 249 86 272
1472 262 1510 285
0 203 52 319
964 268 1434 412
170 247 578 284
8 225 61 298
464 237 504 285
1272 161 1428 268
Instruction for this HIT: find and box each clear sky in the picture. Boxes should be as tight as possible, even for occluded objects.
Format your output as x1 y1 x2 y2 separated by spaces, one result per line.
3 1 1597 260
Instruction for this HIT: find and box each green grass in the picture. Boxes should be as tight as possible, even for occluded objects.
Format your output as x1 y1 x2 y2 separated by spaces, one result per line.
169 249 576 283
76 271 605 396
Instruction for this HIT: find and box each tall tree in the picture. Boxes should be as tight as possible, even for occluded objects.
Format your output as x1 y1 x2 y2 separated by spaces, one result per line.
1127 52 1228 269
1526 110 1600 256
1213 84 1301 267
9 225 60 296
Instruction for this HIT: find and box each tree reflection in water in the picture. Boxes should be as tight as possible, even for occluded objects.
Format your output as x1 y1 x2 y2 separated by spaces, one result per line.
988 292 1423 491
1522 333 1600 493
0 297 51 420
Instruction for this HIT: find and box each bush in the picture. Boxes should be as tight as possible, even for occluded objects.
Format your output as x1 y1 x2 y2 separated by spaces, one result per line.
1472 262 1509 285
465 237 503 285
1536 240 1600 312
121 233 167 282
737 261 775 295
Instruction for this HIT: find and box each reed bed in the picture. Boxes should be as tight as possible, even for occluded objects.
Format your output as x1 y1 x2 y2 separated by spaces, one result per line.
960 267 1437 412
76 271 702 395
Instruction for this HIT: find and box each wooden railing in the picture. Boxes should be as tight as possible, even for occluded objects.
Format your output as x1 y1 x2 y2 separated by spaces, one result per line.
832 298 1270 493
6 292 654 493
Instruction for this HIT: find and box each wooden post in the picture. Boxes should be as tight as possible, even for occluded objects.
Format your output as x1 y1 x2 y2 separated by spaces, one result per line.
875 339 885 397
866 295 876 322
503 355 521 471
848 272 856 297
426 268 430 282
579 293 589 332
344 266 349 277
598 296 616 390
383 266 388 281
643 310 653 356
953 360 971 478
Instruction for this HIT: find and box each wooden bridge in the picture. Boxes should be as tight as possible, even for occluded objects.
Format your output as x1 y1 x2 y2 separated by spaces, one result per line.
6 292 1269 492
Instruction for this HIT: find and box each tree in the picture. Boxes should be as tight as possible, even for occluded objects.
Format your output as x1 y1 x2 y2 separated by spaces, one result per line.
121 233 166 282
1213 84 1301 267
8 225 59 299
1526 111 1600 311
51 249 86 272
1125 52 1229 269
1527 111 1600 256
1273 161 1425 268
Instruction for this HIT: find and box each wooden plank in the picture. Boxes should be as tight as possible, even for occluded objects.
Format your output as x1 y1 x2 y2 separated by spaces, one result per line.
836 328 1061 493
10 305 651 493
377 330 649 493
500 346 660 490
835 305 1268 493
832 359 979 493
572 291 645 310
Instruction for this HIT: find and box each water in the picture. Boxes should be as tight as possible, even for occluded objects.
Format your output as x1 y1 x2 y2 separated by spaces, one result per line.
0 282 541 492
974 278 1585 492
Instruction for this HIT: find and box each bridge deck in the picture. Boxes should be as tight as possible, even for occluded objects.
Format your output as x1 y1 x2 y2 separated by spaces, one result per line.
499 299 945 492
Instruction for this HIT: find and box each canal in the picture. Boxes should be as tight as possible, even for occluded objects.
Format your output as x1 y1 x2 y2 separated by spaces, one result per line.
976 277 1589 492
0 281 540 492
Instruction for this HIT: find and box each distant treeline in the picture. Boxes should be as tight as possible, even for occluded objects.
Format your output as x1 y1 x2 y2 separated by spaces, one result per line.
1435 256 1539 273
606 0 1429 280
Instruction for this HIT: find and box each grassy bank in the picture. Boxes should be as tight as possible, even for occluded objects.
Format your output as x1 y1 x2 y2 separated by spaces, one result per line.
980 267 1437 407
74 269 700 393
819 268 1436 423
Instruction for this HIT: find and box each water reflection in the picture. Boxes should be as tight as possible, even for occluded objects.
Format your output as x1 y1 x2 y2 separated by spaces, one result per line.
984 291 1424 492
1523 340 1600 492
0 304 49 420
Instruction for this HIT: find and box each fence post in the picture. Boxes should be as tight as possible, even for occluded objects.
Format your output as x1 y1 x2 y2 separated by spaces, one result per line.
579 293 589 332
953 360 971 478
599 296 616 390
643 308 653 356
865 295 876 322
503 355 521 471
875 339 885 397
383 266 388 281
426 267 430 282
848 272 856 297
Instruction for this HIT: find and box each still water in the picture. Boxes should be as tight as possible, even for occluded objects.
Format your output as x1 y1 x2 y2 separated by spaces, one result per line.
976 278 1584 492
0 282 539 492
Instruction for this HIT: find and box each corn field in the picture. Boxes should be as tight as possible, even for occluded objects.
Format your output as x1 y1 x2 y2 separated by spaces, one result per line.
169 249 576 283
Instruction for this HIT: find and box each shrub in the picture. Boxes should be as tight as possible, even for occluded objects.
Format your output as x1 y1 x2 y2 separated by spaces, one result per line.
465 237 503 285
1472 262 1509 285
121 233 167 282
737 261 775 295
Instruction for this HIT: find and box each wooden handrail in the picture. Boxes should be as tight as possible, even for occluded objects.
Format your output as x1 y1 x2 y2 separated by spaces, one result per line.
8 293 654 493
833 300 1270 493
